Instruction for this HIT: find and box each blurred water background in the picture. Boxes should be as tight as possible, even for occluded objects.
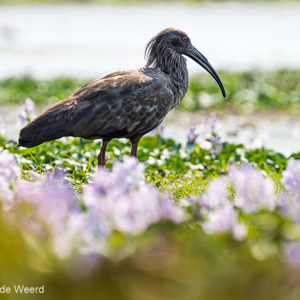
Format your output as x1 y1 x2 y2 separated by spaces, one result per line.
1 2 300 78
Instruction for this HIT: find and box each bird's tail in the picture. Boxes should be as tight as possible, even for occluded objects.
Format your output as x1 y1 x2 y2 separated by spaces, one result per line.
18 99 75 148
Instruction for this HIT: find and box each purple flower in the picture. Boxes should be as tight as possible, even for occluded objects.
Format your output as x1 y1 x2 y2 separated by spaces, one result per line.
16 169 79 258
190 177 230 220
112 188 161 234
203 176 230 209
112 156 145 192
194 175 247 241
159 195 186 224
229 163 276 213
203 202 234 234
195 162 278 240
202 202 247 241
17 172 78 226
149 122 165 137
186 195 207 219
286 243 300 265
0 155 186 258
202 113 222 155
203 112 219 134
279 192 300 226
0 150 20 211
0 181 15 211
0 150 20 184
232 221 248 241
75 157 185 254
280 159 300 228
282 158 300 193
24 98 35 116
47 168 67 181
209 134 222 155
81 156 185 252
17 98 36 127
187 127 199 144
17 111 27 127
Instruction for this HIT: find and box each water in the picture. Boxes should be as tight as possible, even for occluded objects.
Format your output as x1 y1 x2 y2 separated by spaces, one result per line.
1 3 300 79
2 105 300 157
165 111 300 156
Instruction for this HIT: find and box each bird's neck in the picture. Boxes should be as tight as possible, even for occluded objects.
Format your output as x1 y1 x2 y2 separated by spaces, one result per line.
155 51 188 81
153 51 189 104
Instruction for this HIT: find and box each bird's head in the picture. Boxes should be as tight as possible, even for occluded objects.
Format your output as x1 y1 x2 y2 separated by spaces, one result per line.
145 28 226 98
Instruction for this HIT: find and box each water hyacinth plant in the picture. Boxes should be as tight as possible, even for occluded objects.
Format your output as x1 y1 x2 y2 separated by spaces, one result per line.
150 121 165 137
0 150 20 211
0 148 185 258
187 127 199 144
280 158 300 232
282 157 300 193
286 243 300 265
193 163 276 241
17 97 36 127
186 127 199 150
2 97 300 298
80 157 185 252
229 163 276 213
203 112 223 155
16 169 79 258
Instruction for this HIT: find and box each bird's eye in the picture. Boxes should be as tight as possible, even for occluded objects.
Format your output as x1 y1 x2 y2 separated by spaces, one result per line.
183 36 188 42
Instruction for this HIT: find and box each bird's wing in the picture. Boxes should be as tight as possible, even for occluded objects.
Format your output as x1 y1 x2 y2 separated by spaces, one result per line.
19 69 174 147
67 69 174 139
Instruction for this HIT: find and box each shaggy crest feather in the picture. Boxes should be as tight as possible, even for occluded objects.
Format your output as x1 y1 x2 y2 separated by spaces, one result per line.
144 28 188 77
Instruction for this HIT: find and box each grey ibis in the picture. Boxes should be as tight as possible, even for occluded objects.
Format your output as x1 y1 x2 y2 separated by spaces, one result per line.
18 28 226 166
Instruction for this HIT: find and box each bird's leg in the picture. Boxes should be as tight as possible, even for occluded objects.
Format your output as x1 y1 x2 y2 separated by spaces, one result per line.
98 139 111 167
131 143 139 158
129 137 141 159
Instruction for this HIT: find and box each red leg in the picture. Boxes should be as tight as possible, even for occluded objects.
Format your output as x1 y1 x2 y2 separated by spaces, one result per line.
130 137 141 159
98 139 110 166
131 143 139 158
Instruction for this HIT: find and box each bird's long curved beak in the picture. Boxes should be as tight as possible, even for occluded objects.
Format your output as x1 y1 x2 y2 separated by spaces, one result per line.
186 46 226 98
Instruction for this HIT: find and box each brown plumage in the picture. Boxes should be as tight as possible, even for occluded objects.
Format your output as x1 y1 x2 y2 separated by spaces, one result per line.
19 28 226 166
